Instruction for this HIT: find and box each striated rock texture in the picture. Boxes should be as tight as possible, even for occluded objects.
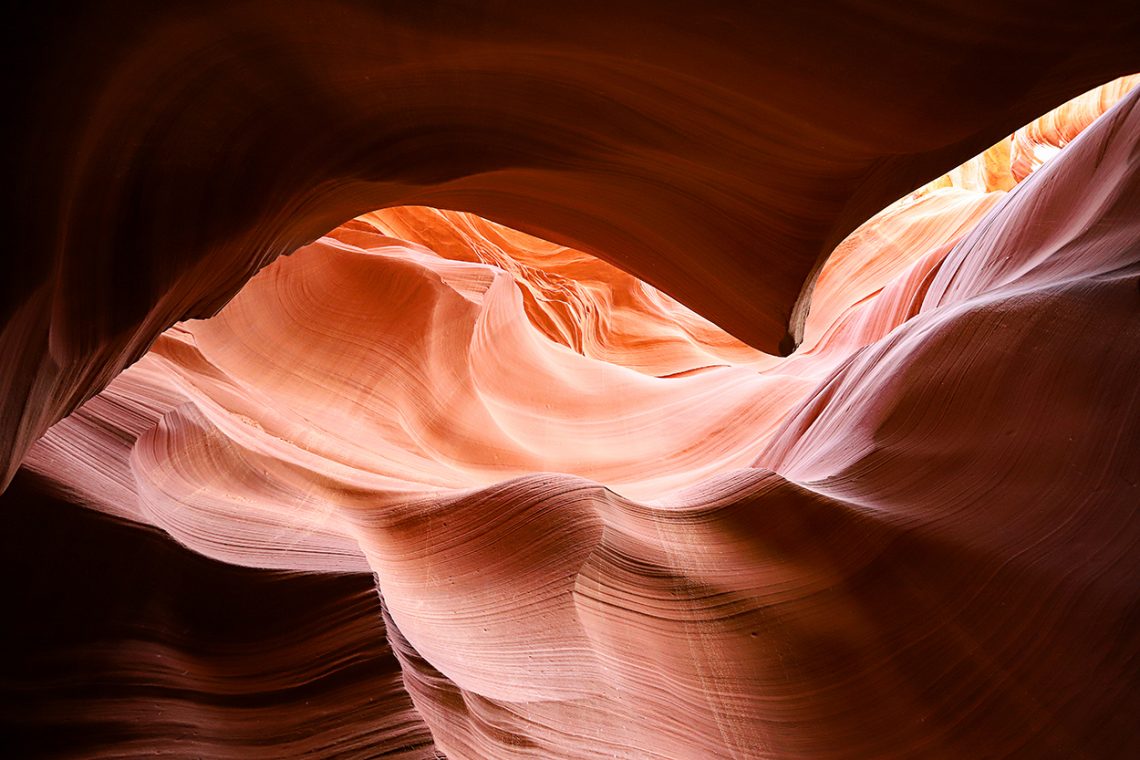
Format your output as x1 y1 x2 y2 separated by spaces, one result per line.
4 0 1140 486
3 3 1140 758
0 472 437 760
6 70 1139 758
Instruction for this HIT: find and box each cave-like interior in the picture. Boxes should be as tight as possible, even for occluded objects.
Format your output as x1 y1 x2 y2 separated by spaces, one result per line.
2 3 1139 758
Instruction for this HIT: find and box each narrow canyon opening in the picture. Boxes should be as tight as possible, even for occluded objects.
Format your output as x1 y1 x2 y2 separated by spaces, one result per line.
4 9 1138 751
43 73 1128 505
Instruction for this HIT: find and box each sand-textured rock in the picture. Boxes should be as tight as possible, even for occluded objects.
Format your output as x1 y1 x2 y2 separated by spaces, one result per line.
7 67 1138 758
4 2 1140 487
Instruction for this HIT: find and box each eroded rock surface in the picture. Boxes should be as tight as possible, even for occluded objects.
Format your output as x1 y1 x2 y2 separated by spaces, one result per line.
7 71 1138 757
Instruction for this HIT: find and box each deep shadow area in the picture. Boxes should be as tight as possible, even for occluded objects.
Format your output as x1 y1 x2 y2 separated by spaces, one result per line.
0 471 435 759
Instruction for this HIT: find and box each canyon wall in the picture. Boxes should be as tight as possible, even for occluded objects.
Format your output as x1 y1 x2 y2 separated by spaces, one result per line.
3 3 1140 758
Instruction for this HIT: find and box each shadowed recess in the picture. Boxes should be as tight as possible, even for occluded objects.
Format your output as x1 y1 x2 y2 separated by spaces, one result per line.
0 473 438 760
8 75 1140 758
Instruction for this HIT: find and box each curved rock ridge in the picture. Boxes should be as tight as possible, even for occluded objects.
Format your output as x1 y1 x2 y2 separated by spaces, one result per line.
0 473 438 760
15 80 1140 758
354 208 767 376
910 73 1140 194
4 1 1140 487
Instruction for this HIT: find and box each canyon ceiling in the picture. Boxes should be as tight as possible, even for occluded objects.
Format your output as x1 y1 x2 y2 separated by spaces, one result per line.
2 2 1139 758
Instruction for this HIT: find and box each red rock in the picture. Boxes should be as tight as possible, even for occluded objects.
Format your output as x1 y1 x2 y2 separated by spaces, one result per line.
3 5 1139 757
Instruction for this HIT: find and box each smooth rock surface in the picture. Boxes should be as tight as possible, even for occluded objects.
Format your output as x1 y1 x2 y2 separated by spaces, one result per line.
4 1 1140 486
10 76 1139 757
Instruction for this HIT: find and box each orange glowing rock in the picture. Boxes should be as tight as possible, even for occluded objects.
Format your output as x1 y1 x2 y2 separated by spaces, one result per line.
13 74 1139 758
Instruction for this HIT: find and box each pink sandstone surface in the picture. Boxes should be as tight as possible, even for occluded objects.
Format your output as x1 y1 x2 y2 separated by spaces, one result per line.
2 5 1138 758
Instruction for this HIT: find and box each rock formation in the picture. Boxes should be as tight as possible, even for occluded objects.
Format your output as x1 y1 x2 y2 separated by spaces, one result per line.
3 3 1139 758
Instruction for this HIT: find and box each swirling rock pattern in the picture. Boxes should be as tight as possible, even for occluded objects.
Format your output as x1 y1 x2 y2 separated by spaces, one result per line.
4 1 1140 486
7 72 1138 758
0 472 437 759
